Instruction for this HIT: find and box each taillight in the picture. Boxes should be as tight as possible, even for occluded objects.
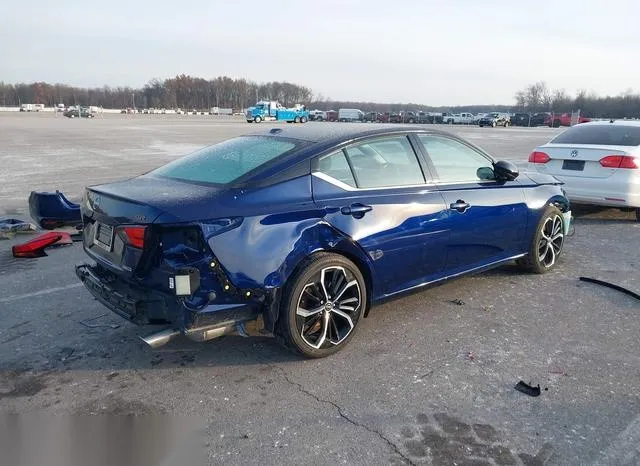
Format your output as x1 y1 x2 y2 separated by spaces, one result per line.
121 226 146 248
599 155 639 169
528 151 550 164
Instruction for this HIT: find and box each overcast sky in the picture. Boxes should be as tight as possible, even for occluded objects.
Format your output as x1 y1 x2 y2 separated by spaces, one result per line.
2 1 639 105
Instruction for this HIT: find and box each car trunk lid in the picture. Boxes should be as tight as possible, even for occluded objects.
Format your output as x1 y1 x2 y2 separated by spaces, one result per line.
532 144 631 179
82 175 227 275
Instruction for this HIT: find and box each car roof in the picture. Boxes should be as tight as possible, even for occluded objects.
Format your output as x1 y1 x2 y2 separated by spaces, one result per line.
247 123 454 144
577 120 640 127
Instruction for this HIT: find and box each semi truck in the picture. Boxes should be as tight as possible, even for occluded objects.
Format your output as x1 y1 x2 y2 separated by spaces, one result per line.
246 101 309 123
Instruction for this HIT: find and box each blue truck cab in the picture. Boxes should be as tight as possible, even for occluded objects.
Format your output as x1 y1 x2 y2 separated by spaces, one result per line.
246 101 309 123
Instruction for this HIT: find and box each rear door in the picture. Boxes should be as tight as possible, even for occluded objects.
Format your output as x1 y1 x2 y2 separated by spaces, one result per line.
416 134 529 273
311 135 450 296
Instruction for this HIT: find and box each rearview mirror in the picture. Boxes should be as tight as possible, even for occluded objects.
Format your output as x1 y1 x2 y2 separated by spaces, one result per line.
493 160 519 181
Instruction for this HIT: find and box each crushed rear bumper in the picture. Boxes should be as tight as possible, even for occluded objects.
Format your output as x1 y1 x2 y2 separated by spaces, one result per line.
75 263 262 333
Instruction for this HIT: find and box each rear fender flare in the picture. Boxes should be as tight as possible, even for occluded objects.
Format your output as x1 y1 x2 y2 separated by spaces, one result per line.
264 222 377 330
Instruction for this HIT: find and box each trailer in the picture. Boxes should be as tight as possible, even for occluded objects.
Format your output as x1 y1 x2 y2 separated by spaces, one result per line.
246 101 309 123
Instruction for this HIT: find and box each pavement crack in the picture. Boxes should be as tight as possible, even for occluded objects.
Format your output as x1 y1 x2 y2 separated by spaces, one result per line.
273 365 416 465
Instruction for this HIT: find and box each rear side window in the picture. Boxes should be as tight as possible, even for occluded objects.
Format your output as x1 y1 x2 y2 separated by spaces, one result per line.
151 136 299 184
551 125 640 146
344 136 425 188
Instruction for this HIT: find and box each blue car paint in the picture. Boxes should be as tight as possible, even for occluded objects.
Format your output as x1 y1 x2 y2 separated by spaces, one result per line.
77 125 570 334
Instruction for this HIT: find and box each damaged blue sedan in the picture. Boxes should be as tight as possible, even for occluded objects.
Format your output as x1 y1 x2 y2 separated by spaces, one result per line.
76 125 571 357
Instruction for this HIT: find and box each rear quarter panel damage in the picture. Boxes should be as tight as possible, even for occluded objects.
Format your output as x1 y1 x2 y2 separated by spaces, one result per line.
208 215 376 328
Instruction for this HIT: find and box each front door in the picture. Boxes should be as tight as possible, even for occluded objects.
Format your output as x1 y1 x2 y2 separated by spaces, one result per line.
416 134 529 274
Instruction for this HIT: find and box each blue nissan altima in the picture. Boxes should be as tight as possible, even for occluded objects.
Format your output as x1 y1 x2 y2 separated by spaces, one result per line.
76 125 571 358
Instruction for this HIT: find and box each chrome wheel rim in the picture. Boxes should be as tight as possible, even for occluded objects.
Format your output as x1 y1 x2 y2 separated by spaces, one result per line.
537 214 564 268
296 266 361 350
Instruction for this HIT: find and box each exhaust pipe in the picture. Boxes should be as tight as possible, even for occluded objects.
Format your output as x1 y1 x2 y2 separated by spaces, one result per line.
140 316 265 348
185 323 236 343
140 328 181 349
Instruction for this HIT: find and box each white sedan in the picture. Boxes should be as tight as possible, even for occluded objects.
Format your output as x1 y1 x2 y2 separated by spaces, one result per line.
528 121 640 222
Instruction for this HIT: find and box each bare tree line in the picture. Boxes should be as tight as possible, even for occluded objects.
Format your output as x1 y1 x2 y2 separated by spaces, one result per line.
1 76 639 118
0 75 313 111
514 81 640 118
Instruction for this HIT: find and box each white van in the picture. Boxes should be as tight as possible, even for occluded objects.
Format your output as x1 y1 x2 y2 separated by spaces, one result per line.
338 108 364 122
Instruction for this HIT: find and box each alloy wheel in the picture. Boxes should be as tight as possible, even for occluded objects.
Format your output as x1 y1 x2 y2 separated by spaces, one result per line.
537 214 564 268
295 266 361 349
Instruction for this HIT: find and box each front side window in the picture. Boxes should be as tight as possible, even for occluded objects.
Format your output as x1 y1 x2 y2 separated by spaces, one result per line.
344 136 425 188
150 136 299 184
419 135 494 184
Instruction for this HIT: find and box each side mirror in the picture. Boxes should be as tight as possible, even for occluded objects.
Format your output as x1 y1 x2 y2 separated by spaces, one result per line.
493 160 519 181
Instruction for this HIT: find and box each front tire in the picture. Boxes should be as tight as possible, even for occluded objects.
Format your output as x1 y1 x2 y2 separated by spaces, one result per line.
517 205 565 273
276 253 366 358
254 116 262 123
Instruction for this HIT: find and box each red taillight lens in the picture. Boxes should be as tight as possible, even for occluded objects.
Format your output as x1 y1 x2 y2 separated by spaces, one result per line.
121 226 146 248
599 155 639 169
528 151 550 164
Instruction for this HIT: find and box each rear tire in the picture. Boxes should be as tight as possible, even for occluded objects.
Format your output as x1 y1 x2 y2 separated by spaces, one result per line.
517 205 565 274
254 116 262 123
275 253 366 358
294 116 301 123
300 116 307 123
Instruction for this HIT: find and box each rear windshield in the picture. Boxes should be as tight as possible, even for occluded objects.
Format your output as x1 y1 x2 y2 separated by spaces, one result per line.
150 136 300 184
551 124 640 146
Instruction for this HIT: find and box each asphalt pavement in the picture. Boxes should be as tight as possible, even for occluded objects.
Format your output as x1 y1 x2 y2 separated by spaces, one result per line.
1 113 639 465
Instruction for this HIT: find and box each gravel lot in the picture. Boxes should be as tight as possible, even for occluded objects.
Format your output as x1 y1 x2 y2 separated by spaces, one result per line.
1 113 639 465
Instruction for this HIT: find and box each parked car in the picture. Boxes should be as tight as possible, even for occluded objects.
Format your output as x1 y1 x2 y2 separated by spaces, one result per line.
512 113 554 127
441 112 455 124
363 112 383 123
548 113 591 128
510 113 533 127
325 110 338 122
450 113 475 125
64 107 94 118
529 120 640 221
478 112 510 127
309 110 327 121
75 125 572 358
338 108 364 122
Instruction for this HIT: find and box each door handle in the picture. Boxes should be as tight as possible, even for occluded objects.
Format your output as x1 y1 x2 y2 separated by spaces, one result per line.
450 200 471 213
341 203 373 218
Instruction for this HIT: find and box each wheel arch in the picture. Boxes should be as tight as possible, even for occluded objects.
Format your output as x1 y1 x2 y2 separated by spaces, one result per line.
266 225 377 332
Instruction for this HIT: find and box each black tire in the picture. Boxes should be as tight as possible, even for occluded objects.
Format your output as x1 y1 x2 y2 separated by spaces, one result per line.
254 116 262 123
635 208 640 223
275 253 367 358
300 116 307 123
491 121 496 127
553 119 561 128
408 118 414 124
294 116 301 123
517 205 566 274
